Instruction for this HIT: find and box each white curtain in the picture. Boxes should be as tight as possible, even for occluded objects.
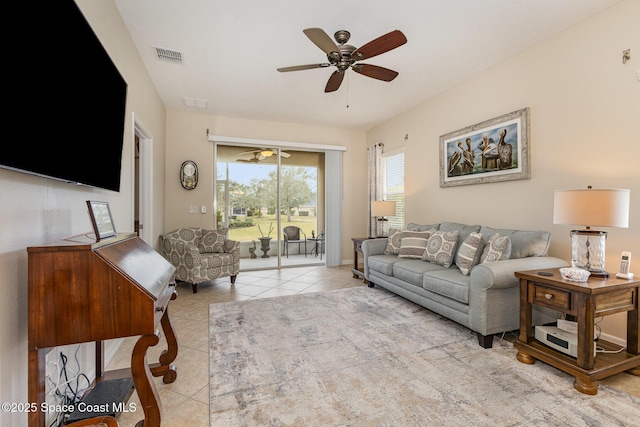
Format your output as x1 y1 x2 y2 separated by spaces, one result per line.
367 143 384 237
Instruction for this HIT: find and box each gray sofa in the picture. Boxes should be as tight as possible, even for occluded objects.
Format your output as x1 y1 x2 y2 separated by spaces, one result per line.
362 222 568 348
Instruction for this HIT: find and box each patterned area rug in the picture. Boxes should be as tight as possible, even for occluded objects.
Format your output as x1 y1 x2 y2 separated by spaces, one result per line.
209 287 640 426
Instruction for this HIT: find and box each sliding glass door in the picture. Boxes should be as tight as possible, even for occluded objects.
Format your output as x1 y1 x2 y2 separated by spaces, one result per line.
215 144 325 271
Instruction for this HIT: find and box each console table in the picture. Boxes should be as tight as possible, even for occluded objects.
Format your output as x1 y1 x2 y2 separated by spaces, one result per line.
28 233 178 426
514 268 640 395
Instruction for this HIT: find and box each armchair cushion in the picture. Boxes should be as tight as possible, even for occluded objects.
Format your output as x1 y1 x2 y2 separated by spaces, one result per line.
198 228 228 253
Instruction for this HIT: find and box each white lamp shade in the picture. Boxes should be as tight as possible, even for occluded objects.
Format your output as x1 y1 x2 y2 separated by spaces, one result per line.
553 188 630 228
371 201 397 217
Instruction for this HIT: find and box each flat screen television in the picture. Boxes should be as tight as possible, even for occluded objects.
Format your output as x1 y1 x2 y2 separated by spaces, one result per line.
3 0 128 192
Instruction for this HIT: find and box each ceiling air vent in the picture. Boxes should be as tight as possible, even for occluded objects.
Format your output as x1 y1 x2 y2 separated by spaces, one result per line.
154 46 184 64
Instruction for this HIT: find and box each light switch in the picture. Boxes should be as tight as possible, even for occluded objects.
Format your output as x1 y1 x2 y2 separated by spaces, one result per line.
189 205 198 214
201 206 207 214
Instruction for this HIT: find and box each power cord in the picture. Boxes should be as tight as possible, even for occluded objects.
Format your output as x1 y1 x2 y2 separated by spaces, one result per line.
47 347 91 427
593 317 627 354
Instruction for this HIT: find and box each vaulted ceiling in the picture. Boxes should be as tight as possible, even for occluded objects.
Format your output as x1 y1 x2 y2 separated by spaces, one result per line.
114 0 620 131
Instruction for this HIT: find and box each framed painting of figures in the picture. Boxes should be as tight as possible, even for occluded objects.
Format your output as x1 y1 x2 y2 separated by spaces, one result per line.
439 107 530 188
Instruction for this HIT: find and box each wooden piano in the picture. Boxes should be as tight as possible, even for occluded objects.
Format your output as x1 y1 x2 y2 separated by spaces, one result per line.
27 233 178 427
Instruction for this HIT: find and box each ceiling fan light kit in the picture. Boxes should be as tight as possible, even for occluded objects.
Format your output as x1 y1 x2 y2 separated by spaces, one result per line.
278 28 407 93
237 148 291 163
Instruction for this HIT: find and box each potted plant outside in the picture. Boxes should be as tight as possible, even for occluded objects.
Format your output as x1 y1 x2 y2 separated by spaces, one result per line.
257 223 274 258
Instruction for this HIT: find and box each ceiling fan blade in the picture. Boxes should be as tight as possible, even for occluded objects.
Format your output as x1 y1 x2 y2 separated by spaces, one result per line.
351 30 407 60
352 64 399 82
303 28 340 55
280 151 291 158
277 63 330 72
325 71 345 93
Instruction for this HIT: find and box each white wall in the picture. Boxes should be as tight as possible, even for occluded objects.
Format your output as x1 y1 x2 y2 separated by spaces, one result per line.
367 0 640 342
0 1 167 425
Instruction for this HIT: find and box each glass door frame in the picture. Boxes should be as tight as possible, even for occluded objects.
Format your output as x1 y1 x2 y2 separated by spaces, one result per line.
214 142 324 271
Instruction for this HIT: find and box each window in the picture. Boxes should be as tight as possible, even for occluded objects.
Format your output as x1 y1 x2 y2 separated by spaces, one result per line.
382 149 404 230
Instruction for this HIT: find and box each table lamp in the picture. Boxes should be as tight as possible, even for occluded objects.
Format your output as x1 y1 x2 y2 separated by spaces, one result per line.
553 187 630 277
371 200 396 237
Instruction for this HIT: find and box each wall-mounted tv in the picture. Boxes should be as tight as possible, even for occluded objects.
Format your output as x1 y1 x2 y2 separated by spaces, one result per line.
3 0 128 192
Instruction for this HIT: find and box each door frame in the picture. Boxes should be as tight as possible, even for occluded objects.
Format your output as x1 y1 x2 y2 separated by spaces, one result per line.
210 135 346 268
132 113 153 245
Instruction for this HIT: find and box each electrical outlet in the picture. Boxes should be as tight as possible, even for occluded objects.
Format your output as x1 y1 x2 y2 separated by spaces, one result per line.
201 205 207 214
189 205 198 214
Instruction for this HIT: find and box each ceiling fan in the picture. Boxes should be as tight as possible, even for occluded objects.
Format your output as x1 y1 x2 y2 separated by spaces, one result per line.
237 148 291 163
277 28 407 93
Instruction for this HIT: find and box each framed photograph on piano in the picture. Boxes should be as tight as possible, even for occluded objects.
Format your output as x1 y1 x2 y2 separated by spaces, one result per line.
86 200 117 242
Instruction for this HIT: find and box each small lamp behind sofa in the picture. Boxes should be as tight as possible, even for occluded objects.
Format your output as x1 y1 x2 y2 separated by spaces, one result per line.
371 200 396 237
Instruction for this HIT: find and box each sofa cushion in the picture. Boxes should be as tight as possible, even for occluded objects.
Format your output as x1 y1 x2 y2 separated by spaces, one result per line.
423 268 471 304
479 226 551 259
423 230 459 268
407 222 441 232
385 229 434 255
198 228 228 253
398 236 429 259
455 231 484 275
439 222 481 246
393 260 446 287
368 254 404 276
480 233 511 263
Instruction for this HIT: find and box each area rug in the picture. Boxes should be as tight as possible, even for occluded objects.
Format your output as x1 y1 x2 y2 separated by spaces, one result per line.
209 287 640 426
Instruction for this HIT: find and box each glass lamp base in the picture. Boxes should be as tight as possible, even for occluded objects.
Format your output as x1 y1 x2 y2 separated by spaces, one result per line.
571 230 608 277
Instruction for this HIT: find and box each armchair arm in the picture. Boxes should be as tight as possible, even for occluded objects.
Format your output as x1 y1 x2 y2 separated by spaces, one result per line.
224 239 240 253
162 236 200 263
470 256 568 290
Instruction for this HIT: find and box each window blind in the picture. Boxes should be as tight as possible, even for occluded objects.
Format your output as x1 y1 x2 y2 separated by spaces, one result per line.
382 150 405 230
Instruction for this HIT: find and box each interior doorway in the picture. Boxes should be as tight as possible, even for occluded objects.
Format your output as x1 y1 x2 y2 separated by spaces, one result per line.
215 144 325 271
133 117 153 245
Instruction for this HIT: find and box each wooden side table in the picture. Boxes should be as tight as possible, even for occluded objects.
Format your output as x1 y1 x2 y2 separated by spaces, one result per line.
514 268 640 395
351 237 370 281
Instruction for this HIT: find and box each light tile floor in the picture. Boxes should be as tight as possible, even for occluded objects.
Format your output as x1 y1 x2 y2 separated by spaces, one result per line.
108 264 639 426
108 264 364 427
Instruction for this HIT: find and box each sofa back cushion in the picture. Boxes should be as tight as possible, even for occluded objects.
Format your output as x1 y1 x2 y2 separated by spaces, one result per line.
479 226 551 258
407 223 441 232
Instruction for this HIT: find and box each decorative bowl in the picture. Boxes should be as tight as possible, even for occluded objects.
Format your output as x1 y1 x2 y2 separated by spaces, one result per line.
559 267 590 282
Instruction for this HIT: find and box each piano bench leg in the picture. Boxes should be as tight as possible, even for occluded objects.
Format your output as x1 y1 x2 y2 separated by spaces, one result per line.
192 283 198 293
230 275 237 285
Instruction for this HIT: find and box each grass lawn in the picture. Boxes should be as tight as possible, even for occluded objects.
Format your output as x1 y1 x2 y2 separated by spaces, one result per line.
228 214 318 242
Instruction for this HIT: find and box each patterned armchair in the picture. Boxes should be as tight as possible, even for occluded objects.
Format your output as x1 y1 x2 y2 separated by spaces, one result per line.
162 227 240 293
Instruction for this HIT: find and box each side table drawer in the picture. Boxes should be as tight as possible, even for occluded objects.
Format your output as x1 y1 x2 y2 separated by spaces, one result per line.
531 283 571 311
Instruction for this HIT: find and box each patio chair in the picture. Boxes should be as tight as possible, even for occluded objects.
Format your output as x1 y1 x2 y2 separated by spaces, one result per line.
283 226 307 257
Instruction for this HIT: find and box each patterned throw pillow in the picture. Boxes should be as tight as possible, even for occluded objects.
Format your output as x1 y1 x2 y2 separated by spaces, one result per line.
455 232 483 275
480 233 511 263
423 230 459 268
398 236 429 259
385 229 434 255
384 229 400 254
198 228 228 253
